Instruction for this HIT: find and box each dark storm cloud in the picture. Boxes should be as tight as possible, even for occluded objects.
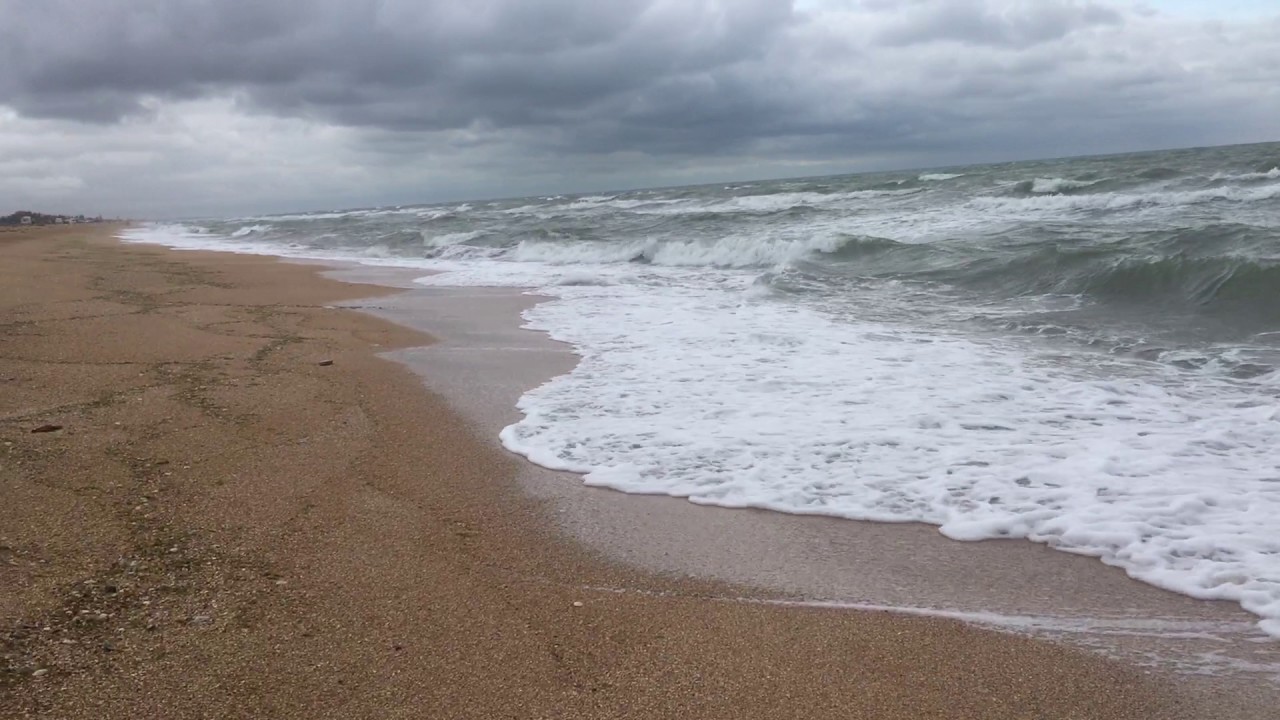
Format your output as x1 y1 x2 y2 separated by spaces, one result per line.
0 0 1168 159
2 0 1279 217
0 0 793 137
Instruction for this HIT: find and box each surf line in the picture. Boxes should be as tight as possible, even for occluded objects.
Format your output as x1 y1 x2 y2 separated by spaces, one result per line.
568 582 1264 642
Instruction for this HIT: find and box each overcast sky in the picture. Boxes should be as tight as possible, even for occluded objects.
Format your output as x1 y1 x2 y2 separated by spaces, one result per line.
2 0 1277 218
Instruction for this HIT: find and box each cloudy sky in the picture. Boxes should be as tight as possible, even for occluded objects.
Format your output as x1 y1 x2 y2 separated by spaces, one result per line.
2 0 1278 218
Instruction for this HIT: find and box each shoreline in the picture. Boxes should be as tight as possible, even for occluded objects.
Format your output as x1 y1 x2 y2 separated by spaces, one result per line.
290 246 1280 706
0 224 1250 718
332 277 1280 693
151 228 1280 712
242 243 1280 657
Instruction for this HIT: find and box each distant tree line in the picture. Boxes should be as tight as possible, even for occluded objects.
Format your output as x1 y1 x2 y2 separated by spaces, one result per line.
0 211 107 226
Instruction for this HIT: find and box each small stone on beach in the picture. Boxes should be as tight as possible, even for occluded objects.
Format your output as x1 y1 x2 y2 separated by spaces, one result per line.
31 424 63 433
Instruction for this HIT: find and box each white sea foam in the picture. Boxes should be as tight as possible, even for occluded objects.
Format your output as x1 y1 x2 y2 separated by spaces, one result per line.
424 230 483 247
920 173 965 181
505 189 922 219
118 224 285 258
1211 167 1280 182
1029 177 1105 194
237 211 354 222
553 272 615 287
362 244 395 258
511 230 847 268
674 189 921 215
970 181 1280 216
120 223 221 248
118 222 434 267
230 224 272 237
414 266 1280 639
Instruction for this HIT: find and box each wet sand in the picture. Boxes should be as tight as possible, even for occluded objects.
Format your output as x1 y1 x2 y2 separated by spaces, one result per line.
0 224 1231 718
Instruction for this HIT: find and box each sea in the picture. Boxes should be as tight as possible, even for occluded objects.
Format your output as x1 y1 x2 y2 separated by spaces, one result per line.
122 141 1280 638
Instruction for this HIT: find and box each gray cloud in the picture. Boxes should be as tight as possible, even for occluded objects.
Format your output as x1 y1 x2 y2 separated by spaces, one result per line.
1 0 1278 216
2 0 792 130
878 0 1121 47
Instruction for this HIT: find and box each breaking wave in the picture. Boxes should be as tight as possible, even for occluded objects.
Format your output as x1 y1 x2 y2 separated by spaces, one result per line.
230 224 272 237
1017 177 1108 195
811 226 1280 320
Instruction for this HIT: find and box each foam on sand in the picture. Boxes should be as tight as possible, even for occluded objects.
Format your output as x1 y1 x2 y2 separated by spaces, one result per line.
411 273 1280 639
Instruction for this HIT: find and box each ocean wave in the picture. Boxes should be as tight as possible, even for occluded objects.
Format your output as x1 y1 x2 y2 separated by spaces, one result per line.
501 187 924 220
118 222 294 258
821 234 908 257
635 188 923 216
1014 177 1108 195
230 224 272 237
512 231 849 268
120 223 212 242
502 195 621 215
801 224 1280 323
1072 255 1280 309
511 240 648 265
235 211 354 222
373 228 425 248
919 172 964 181
938 248 1280 320
424 230 485 247
972 180 1280 215
810 234 949 271
1210 167 1280 182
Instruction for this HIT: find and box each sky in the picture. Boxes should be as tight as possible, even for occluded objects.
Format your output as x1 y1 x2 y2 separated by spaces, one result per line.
1 0 1278 218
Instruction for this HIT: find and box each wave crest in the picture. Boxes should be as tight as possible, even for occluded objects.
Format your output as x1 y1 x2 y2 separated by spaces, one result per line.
230 224 272 237
1012 177 1107 195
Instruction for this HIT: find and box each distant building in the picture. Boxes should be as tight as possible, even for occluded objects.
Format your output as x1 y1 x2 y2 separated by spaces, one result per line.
54 217 64 224
20 215 31 225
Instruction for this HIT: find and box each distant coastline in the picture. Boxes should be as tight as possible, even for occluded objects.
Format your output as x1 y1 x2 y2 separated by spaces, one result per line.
0 211 110 226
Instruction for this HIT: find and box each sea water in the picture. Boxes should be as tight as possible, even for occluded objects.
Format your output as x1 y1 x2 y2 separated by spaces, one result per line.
121 141 1280 637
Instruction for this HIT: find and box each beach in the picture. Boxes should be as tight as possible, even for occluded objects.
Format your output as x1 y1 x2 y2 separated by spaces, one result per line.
0 223 1251 718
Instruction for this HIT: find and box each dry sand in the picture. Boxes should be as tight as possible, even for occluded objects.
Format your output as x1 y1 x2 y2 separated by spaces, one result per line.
1 225 1202 718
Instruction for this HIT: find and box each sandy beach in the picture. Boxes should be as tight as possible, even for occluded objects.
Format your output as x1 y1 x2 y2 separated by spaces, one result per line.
0 224 1225 718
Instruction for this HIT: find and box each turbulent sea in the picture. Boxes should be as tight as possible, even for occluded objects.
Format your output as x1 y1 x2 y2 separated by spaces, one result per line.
124 141 1280 636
